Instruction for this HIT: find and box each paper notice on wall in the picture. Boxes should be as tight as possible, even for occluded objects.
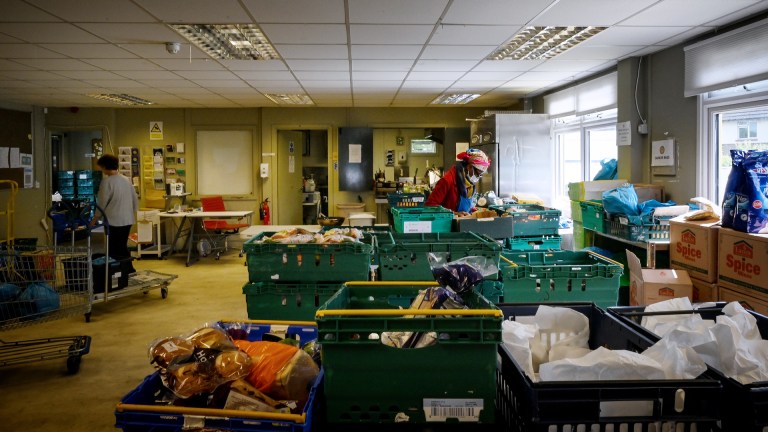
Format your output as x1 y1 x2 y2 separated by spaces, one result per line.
456 142 469 156
137 221 153 243
289 155 295 173
349 144 362 163
9 148 20 168
651 139 675 166
0 147 8 168
616 121 631 146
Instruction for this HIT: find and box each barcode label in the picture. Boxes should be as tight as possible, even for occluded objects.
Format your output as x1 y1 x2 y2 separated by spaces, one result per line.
423 398 482 422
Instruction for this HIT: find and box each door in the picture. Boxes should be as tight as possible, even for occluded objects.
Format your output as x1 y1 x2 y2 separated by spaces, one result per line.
276 130 305 225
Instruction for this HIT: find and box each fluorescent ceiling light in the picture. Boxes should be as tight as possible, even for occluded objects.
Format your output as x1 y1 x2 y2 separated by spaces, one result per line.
488 26 606 61
170 24 279 60
431 94 480 105
87 93 154 106
264 94 314 105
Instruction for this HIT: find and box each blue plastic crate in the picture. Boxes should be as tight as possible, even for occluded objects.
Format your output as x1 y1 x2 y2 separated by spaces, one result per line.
115 320 320 432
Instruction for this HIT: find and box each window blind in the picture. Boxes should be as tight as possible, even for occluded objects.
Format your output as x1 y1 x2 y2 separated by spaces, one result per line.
544 72 617 118
685 18 768 97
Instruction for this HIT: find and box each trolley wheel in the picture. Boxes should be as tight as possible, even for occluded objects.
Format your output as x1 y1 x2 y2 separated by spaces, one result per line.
215 253 220 260
161 287 168 299
66 355 82 374
84 312 91 323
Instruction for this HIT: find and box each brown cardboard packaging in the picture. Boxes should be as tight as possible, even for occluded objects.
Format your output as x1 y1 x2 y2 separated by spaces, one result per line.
669 216 720 283
717 228 768 296
691 278 717 303
633 183 664 202
718 284 768 315
627 250 693 306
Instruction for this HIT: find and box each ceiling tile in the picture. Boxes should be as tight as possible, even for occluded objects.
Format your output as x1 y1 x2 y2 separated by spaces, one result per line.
0 44 65 59
621 0 763 26
443 0 551 25
190 80 250 88
151 59 227 71
421 45 496 60
242 0 345 23
233 70 295 80
27 0 156 22
353 81 402 88
175 71 239 80
430 25 520 45
0 80 37 88
121 44 209 59
707 2 768 26
142 80 200 88
293 71 350 80
303 81 351 89
471 60 542 72
1 70 66 80
82 79 146 88
413 60 480 71
350 45 422 60
350 25 433 45
285 59 349 71
277 45 348 60
83 58 163 70
554 45 648 60
407 71 464 81
0 23 104 43
514 70 581 81
589 26 692 46
400 80 453 89
52 70 125 80
16 58 98 70
221 60 288 71
0 34 23 43
450 81 506 90
351 60 413 71
0 60 33 71
656 27 716 46
533 0 657 26
245 82 303 91
133 0 252 23
113 70 181 80
533 59 611 72
0 0 60 22
353 71 408 80
261 24 347 44
41 44 138 59
78 23 182 44
462 70 522 80
349 0 448 24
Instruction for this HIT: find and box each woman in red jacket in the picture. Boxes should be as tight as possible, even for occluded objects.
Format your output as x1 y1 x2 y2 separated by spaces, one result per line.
426 149 490 216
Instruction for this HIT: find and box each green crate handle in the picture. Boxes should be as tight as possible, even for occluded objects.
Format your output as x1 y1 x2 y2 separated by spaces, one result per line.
115 403 307 423
219 319 317 326
586 250 624 268
315 309 503 318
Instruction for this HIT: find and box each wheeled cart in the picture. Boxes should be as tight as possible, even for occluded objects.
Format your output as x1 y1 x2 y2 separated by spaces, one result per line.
92 269 176 303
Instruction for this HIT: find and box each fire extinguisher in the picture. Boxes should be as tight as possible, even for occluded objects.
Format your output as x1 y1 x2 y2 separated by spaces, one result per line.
260 198 270 225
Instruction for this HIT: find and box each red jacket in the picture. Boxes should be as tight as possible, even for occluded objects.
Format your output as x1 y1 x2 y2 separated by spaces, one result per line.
426 164 472 211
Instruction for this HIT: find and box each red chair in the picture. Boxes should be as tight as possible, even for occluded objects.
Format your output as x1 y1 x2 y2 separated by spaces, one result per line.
197 196 249 259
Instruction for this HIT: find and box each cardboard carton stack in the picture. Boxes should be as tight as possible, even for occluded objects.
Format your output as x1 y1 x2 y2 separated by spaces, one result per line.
717 228 768 315
627 249 692 306
669 216 720 302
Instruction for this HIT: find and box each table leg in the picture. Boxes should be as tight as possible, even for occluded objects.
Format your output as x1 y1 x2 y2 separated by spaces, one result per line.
186 219 198 267
167 216 187 254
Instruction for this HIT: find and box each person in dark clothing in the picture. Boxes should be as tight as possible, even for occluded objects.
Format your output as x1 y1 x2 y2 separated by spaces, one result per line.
425 149 490 216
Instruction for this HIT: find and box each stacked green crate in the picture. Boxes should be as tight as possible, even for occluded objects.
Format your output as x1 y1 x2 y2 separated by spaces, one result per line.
489 203 562 251
75 170 101 201
56 170 76 200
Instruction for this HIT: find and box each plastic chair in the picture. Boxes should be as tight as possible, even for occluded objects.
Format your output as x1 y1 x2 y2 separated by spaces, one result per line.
197 196 249 260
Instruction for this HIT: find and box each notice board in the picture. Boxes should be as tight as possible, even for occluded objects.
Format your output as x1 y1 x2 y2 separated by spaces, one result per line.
338 127 372 192
0 108 31 189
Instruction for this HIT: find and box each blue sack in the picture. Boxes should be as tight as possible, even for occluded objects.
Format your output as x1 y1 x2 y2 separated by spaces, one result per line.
18 282 60 315
722 149 747 229
602 184 639 216
742 150 768 233
593 158 618 180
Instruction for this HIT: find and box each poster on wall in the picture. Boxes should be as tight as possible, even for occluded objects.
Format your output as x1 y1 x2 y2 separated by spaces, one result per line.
150 121 163 140
152 147 165 189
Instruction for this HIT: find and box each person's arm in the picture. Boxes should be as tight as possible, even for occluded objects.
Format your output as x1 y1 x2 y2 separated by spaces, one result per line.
91 179 109 226
425 177 449 207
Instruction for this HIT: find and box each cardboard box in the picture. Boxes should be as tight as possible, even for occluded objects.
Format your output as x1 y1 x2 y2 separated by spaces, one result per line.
633 183 664 202
669 216 720 283
718 284 768 316
627 250 693 306
567 180 627 201
691 278 717 303
717 228 768 296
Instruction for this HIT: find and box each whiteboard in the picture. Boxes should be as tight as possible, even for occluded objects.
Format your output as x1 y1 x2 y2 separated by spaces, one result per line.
197 130 253 195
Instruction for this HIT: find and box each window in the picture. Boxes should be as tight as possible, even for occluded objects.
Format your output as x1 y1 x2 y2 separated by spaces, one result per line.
196 130 253 195
552 109 618 216
698 80 768 204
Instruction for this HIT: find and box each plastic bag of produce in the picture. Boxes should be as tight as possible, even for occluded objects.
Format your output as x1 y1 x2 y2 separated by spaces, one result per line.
428 254 498 293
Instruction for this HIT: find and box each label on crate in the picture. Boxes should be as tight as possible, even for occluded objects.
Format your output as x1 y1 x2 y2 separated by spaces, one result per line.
422 398 483 422
403 221 431 233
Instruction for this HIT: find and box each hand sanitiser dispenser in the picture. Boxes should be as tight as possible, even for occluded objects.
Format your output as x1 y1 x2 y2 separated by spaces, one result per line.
260 163 269 178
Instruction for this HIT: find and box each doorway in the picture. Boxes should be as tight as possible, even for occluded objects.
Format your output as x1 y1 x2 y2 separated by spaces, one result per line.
275 129 329 225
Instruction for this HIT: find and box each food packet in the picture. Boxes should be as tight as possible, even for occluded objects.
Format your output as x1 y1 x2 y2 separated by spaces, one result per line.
149 324 252 399
428 253 498 293
234 340 320 410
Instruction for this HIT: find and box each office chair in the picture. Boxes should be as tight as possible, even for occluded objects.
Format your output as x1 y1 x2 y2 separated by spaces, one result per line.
197 196 249 260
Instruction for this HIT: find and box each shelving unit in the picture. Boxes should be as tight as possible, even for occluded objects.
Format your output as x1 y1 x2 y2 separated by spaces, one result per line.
134 210 171 259
586 228 669 268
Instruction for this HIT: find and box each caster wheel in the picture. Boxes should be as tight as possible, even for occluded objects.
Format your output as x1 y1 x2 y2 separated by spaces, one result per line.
161 287 168 299
67 355 81 374
84 312 91 323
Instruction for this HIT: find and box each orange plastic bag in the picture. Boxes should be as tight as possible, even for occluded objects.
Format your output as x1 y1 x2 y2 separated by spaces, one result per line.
234 340 319 406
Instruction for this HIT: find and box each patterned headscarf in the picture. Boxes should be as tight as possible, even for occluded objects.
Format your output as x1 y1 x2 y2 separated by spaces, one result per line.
457 148 490 173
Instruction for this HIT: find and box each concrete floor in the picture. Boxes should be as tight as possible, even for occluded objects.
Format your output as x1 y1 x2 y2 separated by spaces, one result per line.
0 249 252 431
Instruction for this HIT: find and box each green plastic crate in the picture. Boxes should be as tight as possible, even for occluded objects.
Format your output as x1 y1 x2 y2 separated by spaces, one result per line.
475 279 504 303
499 250 623 308
242 281 342 321
243 232 375 283
504 235 561 251
580 200 605 233
315 282 502 424
387 192 426 208
392 206 453 233
378 232 501 281
489 204 561 237
605 215 671 242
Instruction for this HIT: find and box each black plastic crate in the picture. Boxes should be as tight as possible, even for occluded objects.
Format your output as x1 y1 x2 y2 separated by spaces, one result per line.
496 302 721 432
609 303 768 432
92 254 132 293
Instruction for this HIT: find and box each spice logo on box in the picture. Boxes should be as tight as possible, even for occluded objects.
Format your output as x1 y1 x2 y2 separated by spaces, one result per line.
726 240 761 278
676 230 702 261
658 287 675 297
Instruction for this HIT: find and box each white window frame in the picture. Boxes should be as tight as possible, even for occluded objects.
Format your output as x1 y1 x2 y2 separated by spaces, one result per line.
697 86 768 202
